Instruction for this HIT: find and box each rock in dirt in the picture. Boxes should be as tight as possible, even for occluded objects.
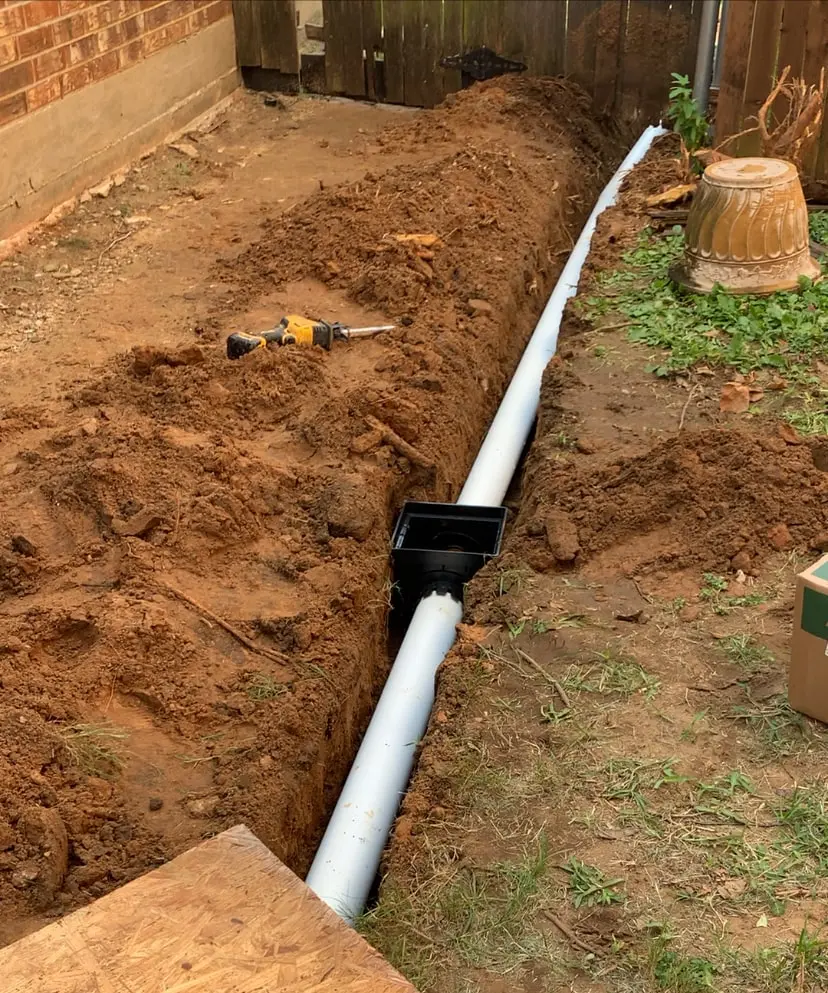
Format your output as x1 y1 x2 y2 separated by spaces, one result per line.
186 795 219 818
679 604 701 623
90 177 113 199
148 797 163 812
731 550 752 573
467 298 493 316
11 534 37 557
169 140 200 161
16 806 69 906
576 437 599 454
111 509 163 539
615 609 647 624
131 344 204 376
811 532 828 552
767 523 792 550
323 479 376 541
545 510 580 563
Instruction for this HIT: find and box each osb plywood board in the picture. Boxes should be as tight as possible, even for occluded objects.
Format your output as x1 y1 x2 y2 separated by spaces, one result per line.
1 824 417 993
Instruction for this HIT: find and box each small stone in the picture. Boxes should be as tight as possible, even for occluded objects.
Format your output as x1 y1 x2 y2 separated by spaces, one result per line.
768 523 792 550
11 863 40 889
318 138 329 148
169 140 200 160
400 314 414 326
43 262 58 273
148 797 163 812
90 178 113 199
136 183 150 192
124 215 151 226
575 437 598 454
79 417 98 437
811 532 828 552
186 796 219 818
112 509 162 539
259 755 273 769
79 190 92 204
467 298 493 316
112 167 129 187
679 604 701 623
435 710 448 724
544 510 580 563
11 534 37 557
731 550 752 573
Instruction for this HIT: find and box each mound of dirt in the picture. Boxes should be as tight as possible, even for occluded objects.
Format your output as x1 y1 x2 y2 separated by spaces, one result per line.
519 429 828 577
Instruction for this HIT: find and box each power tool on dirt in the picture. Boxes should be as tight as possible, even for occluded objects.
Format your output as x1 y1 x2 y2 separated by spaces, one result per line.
226 314 395 360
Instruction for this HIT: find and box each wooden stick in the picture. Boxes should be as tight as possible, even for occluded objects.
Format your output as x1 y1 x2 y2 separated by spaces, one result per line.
98 229 131 266
678 383 701 432
543 911 601 957
364 414 434 471
160 583 290 665
514 647 572 709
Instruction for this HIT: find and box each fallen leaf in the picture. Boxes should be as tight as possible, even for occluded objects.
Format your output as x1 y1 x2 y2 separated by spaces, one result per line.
778 422 802 445
719 382 750 413
645 182 698 207
756 914 769 928
748 386 765 403
393 233 444 249
717 878 747 898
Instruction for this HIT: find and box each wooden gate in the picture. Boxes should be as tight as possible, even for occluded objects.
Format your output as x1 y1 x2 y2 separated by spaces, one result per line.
233 0 300 75
321 0 706 118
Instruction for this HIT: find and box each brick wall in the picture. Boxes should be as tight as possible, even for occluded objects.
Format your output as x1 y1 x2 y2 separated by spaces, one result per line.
0 0 231 127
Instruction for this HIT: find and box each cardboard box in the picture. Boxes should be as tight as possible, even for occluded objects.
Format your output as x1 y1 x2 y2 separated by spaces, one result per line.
790 553 828 723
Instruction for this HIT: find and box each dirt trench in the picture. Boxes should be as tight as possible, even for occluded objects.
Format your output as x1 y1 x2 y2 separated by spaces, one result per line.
0 79 620 944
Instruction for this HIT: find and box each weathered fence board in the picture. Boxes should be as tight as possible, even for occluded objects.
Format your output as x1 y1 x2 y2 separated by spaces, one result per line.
232 0 298 74
715 0 828 178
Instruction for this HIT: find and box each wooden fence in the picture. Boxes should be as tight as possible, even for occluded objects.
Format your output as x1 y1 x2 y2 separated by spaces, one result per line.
233 0 299 75
715 0 828 178
321 0 705 118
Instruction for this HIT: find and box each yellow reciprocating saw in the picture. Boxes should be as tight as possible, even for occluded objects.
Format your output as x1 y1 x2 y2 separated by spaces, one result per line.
226 314 395 360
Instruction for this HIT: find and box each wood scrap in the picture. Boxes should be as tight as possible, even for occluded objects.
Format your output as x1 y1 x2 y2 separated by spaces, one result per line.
159 582 290 666
543 910 602 956
645 182 697 208
364 414 435 471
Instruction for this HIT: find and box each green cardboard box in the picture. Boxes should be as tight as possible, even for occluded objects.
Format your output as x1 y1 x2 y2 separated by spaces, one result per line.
790 554 828 723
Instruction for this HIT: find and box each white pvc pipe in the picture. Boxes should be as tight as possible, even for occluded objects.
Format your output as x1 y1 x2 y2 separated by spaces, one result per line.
306 125 666 921
306 590 463 918
458 124 666 507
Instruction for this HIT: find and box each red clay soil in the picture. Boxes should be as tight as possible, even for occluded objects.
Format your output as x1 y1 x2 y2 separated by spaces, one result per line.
0 78 618 944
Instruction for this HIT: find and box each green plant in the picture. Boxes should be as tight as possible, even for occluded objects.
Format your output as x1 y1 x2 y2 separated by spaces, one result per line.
562 856 624 908
666 73 709 159
718 634 775 675
700 574 766 615
809 210 828 245
652 945 717 991
565 650 660 700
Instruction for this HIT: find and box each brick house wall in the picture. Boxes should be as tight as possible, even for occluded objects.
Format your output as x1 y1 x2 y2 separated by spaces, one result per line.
0 0 232 129
0 0 237 242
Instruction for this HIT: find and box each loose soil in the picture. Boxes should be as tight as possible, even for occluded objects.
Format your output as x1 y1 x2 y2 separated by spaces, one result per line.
365 137 828 992
0 80 619 944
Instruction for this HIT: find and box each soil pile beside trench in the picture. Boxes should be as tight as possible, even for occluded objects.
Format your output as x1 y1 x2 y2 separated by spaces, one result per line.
518 425 828 577
0 77 618 944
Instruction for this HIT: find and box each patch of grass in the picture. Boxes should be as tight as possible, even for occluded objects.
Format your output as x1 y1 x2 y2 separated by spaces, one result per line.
730 694 823 757
700 573 767 615
731 925 828 992
359 837 555 989
651 944 718 991
555 431 577 450
782 400 828 436
717 634 775 676
562 856 625 908
60 721 128 777
583 230 828 413
497 567 528 596
245 672 285 701
601 757 688 812
565 649 660 700
57 235 91 250
506 618 526 639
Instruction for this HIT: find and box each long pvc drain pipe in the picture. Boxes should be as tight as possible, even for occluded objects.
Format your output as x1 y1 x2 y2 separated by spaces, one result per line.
306 125 667 922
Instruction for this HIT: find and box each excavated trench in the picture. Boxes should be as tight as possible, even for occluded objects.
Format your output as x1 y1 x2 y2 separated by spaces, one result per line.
0 78 621 944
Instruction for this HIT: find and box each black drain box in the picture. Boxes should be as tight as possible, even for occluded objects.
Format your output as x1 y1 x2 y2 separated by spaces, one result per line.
391 501 507 605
